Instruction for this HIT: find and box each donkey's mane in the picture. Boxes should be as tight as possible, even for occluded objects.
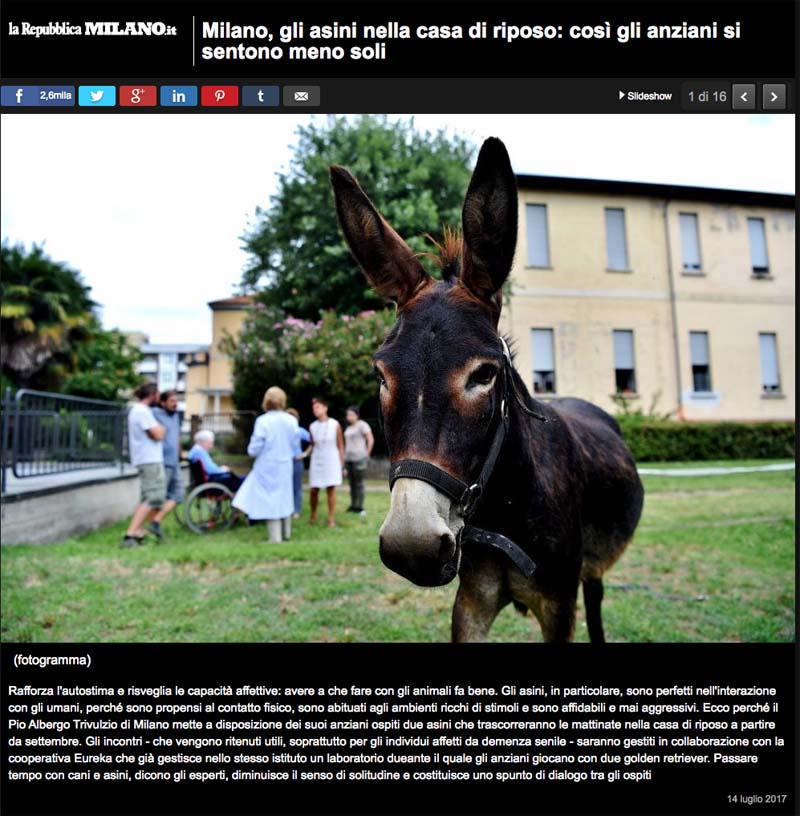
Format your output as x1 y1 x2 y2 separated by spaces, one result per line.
419 225 463 282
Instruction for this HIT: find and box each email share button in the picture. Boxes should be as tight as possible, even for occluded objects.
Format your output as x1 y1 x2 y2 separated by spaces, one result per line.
283 86 320 107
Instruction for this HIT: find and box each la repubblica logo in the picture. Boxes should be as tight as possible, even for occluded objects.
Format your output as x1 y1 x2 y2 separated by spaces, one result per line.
7 21 178 37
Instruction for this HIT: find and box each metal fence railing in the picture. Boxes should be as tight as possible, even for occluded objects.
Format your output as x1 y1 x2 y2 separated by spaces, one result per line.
1 388 128 493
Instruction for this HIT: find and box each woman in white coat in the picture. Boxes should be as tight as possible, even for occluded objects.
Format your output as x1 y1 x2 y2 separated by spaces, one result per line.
233 386 298 542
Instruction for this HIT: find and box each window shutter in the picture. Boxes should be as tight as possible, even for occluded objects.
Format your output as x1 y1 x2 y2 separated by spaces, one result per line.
759 333 780 388
689 332 709 365
679 213 701 269
613 330 635 369
531 329 555 371
747 218 768 270
605 208 629 269
526 204 550 267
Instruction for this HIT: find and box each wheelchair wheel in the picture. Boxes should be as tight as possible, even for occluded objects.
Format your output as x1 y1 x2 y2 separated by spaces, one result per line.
172 500 188 527
184 482 237 534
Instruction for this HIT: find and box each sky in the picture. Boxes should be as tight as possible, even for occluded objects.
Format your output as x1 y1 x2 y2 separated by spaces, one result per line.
0 113 794 345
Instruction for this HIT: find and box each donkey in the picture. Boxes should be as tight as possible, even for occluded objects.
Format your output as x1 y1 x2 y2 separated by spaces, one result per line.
330 138 644 642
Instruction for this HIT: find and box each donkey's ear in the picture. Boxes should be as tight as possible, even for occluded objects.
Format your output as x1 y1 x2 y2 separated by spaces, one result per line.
330 165 429 307
460 138 518 317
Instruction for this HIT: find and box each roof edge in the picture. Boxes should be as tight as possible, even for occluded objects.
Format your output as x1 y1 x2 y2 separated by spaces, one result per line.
515 174 794 208
208 295 255 311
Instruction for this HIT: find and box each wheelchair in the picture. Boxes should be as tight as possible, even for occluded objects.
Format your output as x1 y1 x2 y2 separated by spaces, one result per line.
180 459 241 534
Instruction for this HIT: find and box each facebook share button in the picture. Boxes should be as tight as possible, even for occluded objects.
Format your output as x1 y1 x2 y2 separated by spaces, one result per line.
35 86 76 106
2 86 39 106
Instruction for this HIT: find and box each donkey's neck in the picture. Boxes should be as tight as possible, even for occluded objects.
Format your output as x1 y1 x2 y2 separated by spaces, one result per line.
470 367 550 532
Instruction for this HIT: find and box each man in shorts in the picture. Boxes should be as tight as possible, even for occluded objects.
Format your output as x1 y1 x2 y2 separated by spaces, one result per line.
122 382 166 548
149 389 184 540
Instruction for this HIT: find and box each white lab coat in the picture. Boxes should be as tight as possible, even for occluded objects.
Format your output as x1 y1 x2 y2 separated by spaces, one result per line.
233 411 298 520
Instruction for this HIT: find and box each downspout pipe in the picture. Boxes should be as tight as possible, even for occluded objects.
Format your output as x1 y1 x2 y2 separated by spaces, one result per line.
663 200 684 419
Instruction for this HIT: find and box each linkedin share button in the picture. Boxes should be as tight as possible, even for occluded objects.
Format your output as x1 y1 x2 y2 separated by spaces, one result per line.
160 86 198 107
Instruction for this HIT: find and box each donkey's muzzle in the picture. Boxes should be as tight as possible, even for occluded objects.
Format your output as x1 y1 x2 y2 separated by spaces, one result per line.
380 532 459 587
379 477 462 587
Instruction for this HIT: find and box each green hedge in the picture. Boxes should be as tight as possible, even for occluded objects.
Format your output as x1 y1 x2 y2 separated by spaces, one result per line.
618 420 796 462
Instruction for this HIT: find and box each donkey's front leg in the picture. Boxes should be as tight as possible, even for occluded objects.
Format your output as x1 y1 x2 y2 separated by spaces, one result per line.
452 565 507 642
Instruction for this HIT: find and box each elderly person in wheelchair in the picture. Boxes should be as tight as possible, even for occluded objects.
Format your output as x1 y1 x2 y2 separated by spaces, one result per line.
187 430 244 493
178 430 245 533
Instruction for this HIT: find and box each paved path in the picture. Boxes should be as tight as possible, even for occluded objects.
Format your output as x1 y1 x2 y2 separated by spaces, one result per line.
3 461 793 498
637 463 795 477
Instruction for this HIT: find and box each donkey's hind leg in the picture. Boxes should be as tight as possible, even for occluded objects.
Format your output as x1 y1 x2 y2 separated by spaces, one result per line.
582 576 605 644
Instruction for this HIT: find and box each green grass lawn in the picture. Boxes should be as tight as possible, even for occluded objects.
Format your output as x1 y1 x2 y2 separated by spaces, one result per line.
1 461 794 643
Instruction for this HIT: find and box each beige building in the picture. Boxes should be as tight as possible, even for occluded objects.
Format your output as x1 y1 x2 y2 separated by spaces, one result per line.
183 295 253 418
130 338 207 415
503 177 794 421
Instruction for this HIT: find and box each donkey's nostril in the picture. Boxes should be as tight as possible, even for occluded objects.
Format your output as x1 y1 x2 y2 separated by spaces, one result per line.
438 533 457 564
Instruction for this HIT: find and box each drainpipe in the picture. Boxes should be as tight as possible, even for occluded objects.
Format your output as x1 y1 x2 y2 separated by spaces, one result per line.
1 387 9 494
663 200 684 419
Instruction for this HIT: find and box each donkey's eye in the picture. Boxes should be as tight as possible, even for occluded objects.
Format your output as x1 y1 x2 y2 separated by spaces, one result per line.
374 366 387 388
468 364 498 388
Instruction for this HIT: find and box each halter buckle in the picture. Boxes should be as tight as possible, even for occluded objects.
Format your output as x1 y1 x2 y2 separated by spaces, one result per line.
461 483 482 518
500 336 513 364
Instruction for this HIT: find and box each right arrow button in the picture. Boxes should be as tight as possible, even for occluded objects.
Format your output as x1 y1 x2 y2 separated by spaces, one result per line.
762 84 787 111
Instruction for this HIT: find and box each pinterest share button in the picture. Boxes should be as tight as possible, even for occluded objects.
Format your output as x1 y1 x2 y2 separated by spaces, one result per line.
201 86 239 106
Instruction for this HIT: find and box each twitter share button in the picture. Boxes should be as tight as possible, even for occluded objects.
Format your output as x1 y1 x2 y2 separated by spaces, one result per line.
78 86 117 107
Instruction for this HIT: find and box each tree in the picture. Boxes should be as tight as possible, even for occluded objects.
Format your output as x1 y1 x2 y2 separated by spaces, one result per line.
222 307 394 431
219 304 316 416
61 324 142 402
287 309 395 418
1 243 95 390
241 115 475 318
1 243 141 400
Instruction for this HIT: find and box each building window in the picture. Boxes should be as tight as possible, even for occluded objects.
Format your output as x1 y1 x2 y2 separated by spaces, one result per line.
679 213 702 272
613 330 636 393
157 352 179 392
531 329 556 394
526 204 550 267
747 217 769 277
689 331 712 393
605 208 629 270
759 333 781 393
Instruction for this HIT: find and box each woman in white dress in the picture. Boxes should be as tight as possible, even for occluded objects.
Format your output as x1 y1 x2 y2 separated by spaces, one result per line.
233 386 298 543
307 397 345 528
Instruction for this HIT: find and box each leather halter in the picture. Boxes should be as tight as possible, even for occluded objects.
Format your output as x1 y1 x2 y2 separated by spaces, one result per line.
388 338 544 578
